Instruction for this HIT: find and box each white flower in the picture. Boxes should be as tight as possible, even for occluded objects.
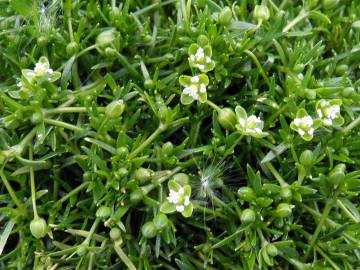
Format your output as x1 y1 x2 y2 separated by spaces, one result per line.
316 100 342 126
293 116 314 136
183 85 199 100
34 62 54 76
245 115 263 134
176 205 185 212
194 47 205 61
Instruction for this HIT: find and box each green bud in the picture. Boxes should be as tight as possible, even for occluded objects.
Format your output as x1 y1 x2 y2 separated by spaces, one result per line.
237 187 256 202
335 64 348 75
322 0 339 9
130 189 143 204
299 150 314 167
96 28 120 50
153 213 168 230
96 206 111 219
134 167 152 183
217 108 237 130
280 186 292 200
172 173 189 185
342 87 355 97
240 208 256 224
305 89 316 100
116 147 129 158
254 5 270 22
218 7 232 26
144 79 155 90
275 203 293 218
141 221 157 238
31 111 43 124
37 36 48 47
117 167 128 178
293 64 305 73
104 47 118 58
110 227 121 241
105 100 125 118
197 35 209 46
30 217 48 239
266 243 278 257
66 41 79 56
329 164 345 185
162 142 174 156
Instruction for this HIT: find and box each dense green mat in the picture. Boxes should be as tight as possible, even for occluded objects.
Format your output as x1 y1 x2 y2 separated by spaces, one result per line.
1 0 360 269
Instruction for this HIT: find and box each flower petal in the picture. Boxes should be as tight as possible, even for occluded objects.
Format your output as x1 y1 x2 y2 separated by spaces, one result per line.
160 201 176 214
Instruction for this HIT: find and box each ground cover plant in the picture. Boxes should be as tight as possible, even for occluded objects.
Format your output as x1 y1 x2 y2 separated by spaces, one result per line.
1 0 360 269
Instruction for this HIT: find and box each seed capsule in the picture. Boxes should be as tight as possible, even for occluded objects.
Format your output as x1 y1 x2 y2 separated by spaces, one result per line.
218 108 237 130
275 203 293 218
30 217 48 239
240 208 256 224
141 221 157 238
96 206 111 219
237 187 256 202
218 7 232 26
153 213 169 230
105 100 125 118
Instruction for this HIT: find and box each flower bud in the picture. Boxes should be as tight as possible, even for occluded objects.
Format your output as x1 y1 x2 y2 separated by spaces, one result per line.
96 206 111 219
110 227 121 241
237 187 256 202
153 213 168 231
144 79 155 90
342 87 355 97
134 168 152 183
254 5 270 22
31 111 43 124
96 28 120 50
218 7 232 26
240 208 256 224
266 243 278 257
162 142 174 156
218 108 237 130
30 217 48 239
172 173 189 186
141 221 157 238
335 64 348 75
275 203 293 218
116 146 129 158
322 0 339 9
280 186 292 200
299 150 314 167
130 189 143 204
305 89 316 100
105 100 125 118
197 35 209 47
328 164 345 186
66 41 79 56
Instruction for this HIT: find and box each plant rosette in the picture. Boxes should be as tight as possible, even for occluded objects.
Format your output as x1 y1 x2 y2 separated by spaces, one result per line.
316 99 344 127
179 74 209 105
21 56 61 85
160 180 193 218
290 109 322 141
234 105 268 138
188 43 215 73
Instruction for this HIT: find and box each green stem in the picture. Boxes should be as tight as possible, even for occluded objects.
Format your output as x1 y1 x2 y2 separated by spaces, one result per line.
29 148 38 218
83 218 100 245
282 9 309 33
206 100 221 112
194 205 230 220
342 114 360 133
0 170 24 210
221 135 243 159
304 201 332 260
336 199 359 223
114 51 142 80
43 118 85 132
244 49 271 87
45 107 105 115
129 123 167 159
315 246 342 270
263 160 287 187
55 182 89 206
113 243 137 270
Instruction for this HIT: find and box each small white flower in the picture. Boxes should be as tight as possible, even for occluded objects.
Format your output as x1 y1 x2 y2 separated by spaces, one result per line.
194 47 205 61
199 83 206 93
34 62 54 76
167 190 181 204
293 116 313 128
176 205 185 212
183 85 199 100
316 100 343 127
196 64 205 70
191 76 199 83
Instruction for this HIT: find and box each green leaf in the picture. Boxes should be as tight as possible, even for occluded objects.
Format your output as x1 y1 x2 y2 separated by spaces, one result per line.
182 203 193 218
0 220 16 255
160 201 176 214
61 55 76 90
10 0 33 16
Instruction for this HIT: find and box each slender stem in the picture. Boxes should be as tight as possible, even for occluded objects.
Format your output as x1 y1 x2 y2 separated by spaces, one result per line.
336 199 359 223
44 118 85 132
128 123 167 159
206 100 221 112
45 107 105 115
264 160 287 187
83 218 100 245
305 201 332 260
0 170 24 210
113 243 137 270
19 127 37 150
221 135 243 159
114 51 142 80
282 9 309 33
55 182 89 206
68 17 74 42
244 49 271 87
342 114 360 133
194 205 230 220
29 148 38 218
315 246 342 270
